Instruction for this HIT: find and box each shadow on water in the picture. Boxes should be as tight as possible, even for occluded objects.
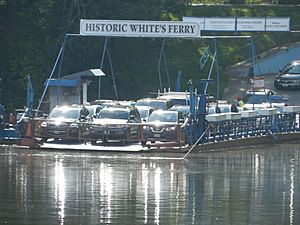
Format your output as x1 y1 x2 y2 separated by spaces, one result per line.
0 144 299 225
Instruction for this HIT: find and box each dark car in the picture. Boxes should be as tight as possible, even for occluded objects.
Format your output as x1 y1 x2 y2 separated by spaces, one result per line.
85 104 104 119
242 89 277 104
142 110 188 146
38 105 90 142
274 60 300 89
136 106 155 122
88 106 142 144
169 105 191 117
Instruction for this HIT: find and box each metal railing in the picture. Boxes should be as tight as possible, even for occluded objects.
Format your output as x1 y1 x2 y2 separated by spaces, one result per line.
202 112 300 144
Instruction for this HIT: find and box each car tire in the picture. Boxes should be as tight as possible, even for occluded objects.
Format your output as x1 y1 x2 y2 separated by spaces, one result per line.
180 134 188 148
102 137 108 144
274 83 281 90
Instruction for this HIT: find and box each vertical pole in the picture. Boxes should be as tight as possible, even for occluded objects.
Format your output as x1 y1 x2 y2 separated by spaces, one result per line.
249 37 256 79
82 82 88 105
249 37 256 110
98 37 108 99
197 80 207 140
157 39 165 93
213 38 220 108
162 47 170 89
196 79 213 142
176 70 182 92
188 80 195 144
189 80 195 119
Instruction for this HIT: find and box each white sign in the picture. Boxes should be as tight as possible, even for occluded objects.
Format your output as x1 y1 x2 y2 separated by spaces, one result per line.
254 77 265 89
90 69 105 76
182 16 205 30
204 18 236 31
266 18 290 31
80 19 200 38
183 16 290 32
237 18 265 31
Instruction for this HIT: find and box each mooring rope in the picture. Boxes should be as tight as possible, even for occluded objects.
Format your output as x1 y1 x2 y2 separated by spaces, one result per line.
182 125 212 159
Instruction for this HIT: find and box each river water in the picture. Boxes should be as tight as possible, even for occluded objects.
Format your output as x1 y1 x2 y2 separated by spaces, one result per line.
0 144 299 225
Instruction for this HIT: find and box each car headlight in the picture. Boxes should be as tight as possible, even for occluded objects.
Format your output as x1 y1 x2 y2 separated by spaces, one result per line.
108 124 126 128
143 126 151 130
69 123 79 128
165 126 176 131
40 121 48 128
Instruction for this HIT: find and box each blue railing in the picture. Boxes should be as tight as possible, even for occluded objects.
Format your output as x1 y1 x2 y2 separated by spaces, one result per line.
200 112 300 144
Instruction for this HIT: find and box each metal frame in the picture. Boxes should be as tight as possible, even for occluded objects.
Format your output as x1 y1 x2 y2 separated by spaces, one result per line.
36 32 260 147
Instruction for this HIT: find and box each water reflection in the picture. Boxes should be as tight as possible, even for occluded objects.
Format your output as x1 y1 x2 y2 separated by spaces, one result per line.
54 158 65 225
99 162 112 224
290 159 295 225
154 167 161 225
141 163 148 224
0 145 299 225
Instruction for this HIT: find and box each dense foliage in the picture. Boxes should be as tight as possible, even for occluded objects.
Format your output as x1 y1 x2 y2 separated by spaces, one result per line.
0 1 300 112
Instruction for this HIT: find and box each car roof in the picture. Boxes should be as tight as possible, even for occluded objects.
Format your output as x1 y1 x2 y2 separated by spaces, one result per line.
55 105 85 110
152 109 178 114
135 105 153 109
289 60 300 65
170 105 190 109
101 106 133 111
137 98 170 102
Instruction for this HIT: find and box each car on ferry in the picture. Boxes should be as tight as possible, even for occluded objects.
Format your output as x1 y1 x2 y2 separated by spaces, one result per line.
38 105 90 142
241 88 287 112
142 110 188 146
85 104 104 119
242 89 277 104
157 92 190 106
274 60 300 90
135 105 155 122
135 98 173 110
169 105 190 118
88 106 142 144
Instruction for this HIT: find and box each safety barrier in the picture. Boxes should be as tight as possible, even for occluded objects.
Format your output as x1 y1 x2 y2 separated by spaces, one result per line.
32 118 187 147
27 110 300 148
203 112 300 144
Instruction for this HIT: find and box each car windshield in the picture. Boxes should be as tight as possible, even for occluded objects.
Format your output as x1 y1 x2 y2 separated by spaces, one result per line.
136 100 166 110
98 109 128 120
244 94 268 104
282 63 300 74
170 106 190 114
85 106 102 115
148 111 177 123
49 108 80 120
138 109 149 119
171 99 189 105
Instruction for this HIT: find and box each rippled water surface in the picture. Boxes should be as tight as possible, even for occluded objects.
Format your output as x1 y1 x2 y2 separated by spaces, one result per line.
0 144 300 225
